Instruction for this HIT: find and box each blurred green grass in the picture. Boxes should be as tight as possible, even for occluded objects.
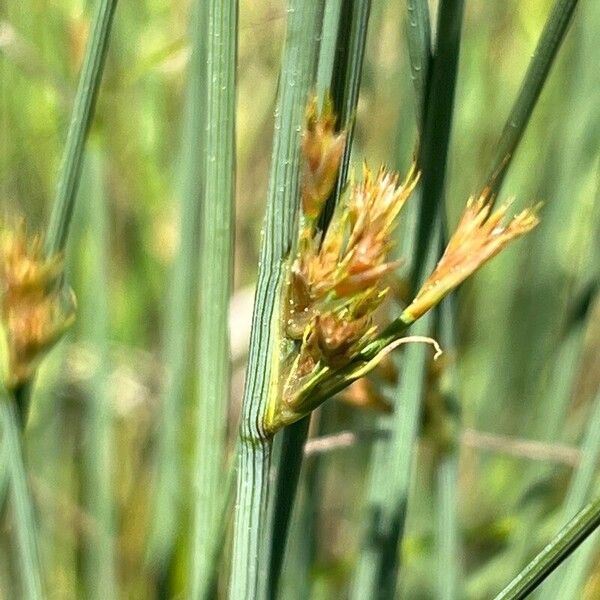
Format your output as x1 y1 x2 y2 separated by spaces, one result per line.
1 0 599 598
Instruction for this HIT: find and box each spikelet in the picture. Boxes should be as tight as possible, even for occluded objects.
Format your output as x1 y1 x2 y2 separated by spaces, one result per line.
0 222 76 388
300 94 347 219
404 190 540 322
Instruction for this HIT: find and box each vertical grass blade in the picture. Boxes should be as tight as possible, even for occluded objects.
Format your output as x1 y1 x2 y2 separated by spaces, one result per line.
79 148 116 599
544 387 600 598
315 0 343 104
404 0 431 122
435 297 462 600
229 3 324 599
410 0 464 285
189 0 237 596
44 0 119 256
352 3 464 597
437 454 460 599
494 495 600 600
265 3 372 595
484 0 579 193
351 253 437 600
330 0 371 188
147 0 208 572
0 393 43 599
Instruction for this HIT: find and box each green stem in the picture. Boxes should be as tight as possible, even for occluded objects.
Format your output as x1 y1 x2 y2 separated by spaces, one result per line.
81 149 116 599
229 3 324 598
331 0 371 186
352 2 463 597
1 393 43 599
190 0 237 596
494 496 600 600
319 0 372 229
266 417 310 599
435 296 462 600
410 0 464 287
404 0 431 123
147 0 207 570
484 0 579 194
265 2 372 593
44 0 119 256
545 386 600 598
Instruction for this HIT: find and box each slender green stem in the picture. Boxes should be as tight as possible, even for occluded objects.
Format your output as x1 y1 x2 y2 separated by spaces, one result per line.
437 454 460 600
494 496 600 600
404 0 431 123
266 417 310 599
544 387 600 598
44 0 119 256
199 450 238 600
331 0 371 187
148 0 207 570
319 0 372 229
229 3 324 599
0 393 43 599
265 3 372 594
189 0 237 596
352 2 464 597
351 236 438 600
81 149 116 599
435 296 462 600
410 0 464 287
315 0 343 105
484 0 579 194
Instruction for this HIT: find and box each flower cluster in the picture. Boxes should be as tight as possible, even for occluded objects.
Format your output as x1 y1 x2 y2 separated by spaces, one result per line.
266 95 541 432
282 158 419 414
403 190 541 323
0 223 76 389
300 95 347 219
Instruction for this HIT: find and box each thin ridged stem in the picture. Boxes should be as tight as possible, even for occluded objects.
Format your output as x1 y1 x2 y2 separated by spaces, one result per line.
265 2 372 594
190 0 237 596
0 393 43 599
404 0 431 123
494 496 600 600
351 232 438 600
229 3 324 599
435 296 462 600
319 0 372 229
484 0 579 194
410 0 464 288
331 0 371 187
352 3 464 597
544 387 600 598
315 0 343 105
266 417 310 599
437 454 460 600
81 149 116 599
147 0 207 570
44 0 119 256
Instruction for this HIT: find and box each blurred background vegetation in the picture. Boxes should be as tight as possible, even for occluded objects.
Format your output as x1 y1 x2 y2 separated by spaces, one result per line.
0 0 599 598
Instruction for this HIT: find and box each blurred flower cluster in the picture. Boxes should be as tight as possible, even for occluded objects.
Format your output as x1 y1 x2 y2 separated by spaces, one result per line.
0 223 75 389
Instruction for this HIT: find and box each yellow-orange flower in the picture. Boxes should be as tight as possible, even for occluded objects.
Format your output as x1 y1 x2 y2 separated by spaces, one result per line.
301 95 347 219
403 191 540 322
289 163 419 329
0 223 76 388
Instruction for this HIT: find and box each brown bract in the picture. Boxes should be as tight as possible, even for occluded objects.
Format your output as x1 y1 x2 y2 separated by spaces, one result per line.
404 190 540 323
0 223 76 388
301 95 347 219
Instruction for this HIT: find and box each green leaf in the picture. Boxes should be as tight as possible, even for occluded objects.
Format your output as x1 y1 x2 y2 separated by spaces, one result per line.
189 0 237 596
494 495 600 600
